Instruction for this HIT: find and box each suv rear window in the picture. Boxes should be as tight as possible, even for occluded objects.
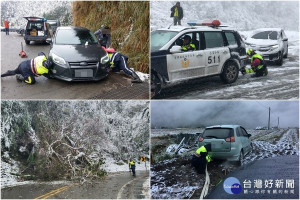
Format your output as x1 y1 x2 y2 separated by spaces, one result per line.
203 128 233 139
225 32 237 46
204 32 224 48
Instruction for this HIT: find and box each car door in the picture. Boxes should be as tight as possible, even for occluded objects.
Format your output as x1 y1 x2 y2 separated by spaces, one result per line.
202 31 231 76
240 126 251 154
166 32 206 82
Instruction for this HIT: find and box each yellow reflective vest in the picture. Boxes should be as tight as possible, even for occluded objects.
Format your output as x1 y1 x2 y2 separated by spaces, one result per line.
196 146 211 163
31 56 48 76
129 160 135 168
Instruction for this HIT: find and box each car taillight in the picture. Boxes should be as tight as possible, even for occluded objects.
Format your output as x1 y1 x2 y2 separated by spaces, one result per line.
198 137 204 142
225 136 235 142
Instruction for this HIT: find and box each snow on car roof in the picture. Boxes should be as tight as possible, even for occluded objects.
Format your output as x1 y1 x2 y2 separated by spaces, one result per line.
252 28 282 33
206 125 240 129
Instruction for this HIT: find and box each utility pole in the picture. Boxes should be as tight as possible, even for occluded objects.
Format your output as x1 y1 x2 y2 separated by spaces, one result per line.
268 107 271 130
278 117 280 129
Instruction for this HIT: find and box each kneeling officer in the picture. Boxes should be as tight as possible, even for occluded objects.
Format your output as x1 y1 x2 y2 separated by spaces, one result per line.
1 52 53 84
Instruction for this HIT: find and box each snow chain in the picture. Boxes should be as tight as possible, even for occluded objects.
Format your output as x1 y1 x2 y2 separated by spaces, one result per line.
200 165 210 199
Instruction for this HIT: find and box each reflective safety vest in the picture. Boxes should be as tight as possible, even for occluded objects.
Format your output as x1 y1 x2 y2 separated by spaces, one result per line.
182 43 196 51
174 7 179 17
108 52 119 66
251 53 264 70
129 160 135 168
196 146 211 163
31 56 48 76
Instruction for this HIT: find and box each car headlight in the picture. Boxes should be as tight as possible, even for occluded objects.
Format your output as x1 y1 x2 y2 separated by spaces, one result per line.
52 53 66 65
100 53 109 64
270 44 279 50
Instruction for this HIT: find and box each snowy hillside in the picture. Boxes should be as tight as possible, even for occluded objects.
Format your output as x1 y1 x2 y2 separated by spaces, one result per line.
1 100 149 187
1 1 72 26
150 1 299 31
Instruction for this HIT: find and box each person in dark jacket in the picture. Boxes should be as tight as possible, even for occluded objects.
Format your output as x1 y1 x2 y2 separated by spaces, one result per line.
94 26 111 48
129 159 136 176
1 52 53 84
191 144 212 174
170 2 183 25
104 48 142 83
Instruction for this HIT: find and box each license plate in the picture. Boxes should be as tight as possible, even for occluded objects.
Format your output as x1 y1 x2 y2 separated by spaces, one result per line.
75 69 93 77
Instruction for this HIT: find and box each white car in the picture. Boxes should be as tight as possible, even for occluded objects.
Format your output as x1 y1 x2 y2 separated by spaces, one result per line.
151 20 247 97
244 28 288 66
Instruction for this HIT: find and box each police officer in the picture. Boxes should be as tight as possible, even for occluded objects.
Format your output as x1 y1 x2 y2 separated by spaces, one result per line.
182 35 196 51
105 48 142 83
191 144 211 174
129 159 136 176
241 48 268 77
94 26 111 48
1 52 53 84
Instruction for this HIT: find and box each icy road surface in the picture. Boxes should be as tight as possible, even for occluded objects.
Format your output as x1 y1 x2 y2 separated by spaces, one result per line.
151 129 299 199
154 31 299 100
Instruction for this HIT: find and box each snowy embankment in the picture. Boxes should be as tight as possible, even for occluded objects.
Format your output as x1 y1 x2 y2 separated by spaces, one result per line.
101 156 150 173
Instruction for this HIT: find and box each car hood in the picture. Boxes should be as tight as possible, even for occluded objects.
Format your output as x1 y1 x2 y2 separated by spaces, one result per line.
51 44 106 62
245 38 279 47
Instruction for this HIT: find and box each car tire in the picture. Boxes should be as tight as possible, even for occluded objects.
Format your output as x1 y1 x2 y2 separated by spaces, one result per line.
275 52 283 66
151 72 162 98
237 151 244 166
25 40 30 45
283 46 288 58
220 61 239 84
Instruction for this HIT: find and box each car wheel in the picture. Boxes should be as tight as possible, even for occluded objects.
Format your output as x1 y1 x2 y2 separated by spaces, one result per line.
151 72 162 98
237 151 244 166
283 46 288 58
220 61 239 84
25 40 30 45
275 52 283 66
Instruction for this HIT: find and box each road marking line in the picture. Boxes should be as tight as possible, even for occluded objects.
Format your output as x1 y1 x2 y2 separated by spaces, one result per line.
34 184 73 199
117 174 147 199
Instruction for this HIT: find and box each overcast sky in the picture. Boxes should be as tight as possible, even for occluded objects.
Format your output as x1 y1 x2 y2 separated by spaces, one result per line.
151 101 299 129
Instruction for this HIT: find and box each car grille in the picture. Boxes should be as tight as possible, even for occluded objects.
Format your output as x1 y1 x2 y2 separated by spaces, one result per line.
69 62 98 67
68 62 99 80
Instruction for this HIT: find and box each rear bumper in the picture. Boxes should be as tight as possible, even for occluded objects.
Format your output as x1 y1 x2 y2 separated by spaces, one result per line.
24 35 48 42
209 150 240 162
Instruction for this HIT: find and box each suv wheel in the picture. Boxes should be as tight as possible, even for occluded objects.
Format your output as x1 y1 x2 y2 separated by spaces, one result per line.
275 52 283 66
283 47 288 58
220 61 239 84
151 72 162 98
237 151 244 166
25 40 30 45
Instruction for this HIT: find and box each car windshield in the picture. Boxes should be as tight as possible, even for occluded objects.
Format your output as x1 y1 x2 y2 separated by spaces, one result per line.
48 21 57 26
151 30 178 51
203 128 233 139
251 31 278 40
55 29 98 45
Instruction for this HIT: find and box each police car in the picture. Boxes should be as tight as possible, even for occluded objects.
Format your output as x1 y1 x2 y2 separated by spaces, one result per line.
151 20 247 97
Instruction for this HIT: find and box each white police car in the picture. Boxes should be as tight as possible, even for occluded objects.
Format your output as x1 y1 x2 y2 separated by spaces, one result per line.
151 20 247 97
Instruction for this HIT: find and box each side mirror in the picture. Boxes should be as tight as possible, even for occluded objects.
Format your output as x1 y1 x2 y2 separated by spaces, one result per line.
248 134 252 138
46 38 52 44
170 45 182 53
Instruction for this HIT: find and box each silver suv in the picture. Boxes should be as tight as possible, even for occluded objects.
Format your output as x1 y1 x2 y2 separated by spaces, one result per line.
198 125 252 165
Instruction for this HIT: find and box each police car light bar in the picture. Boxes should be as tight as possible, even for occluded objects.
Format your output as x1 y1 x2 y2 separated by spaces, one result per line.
187 20 221 27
